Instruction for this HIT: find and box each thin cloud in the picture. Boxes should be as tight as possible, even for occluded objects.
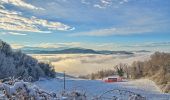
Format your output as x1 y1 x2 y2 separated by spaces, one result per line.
11 43 25 49
0 0 73 34
0 8 73 32
123 42 170 48
70 26 154 36
8 32 27 35
0 31 27 36
81 0 90 5
0 0 43 10
82 0 129 9
19 42 82 49
94 4 106 9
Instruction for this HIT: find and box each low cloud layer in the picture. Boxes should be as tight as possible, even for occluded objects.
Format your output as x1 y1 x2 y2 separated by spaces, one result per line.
32 53 151 76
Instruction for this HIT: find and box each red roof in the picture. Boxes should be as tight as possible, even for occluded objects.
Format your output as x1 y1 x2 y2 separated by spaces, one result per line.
104 77 122 83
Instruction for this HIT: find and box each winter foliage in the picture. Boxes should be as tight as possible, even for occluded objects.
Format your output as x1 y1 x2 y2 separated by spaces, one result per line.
0 40 55 81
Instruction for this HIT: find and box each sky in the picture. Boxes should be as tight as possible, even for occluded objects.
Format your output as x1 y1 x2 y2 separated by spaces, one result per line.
0 0 170 51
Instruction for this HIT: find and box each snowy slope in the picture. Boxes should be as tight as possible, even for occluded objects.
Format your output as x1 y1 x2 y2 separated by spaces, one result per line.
34 78 170 100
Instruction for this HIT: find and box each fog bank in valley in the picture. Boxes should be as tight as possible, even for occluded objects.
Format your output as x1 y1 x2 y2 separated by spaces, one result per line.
31 53 151 76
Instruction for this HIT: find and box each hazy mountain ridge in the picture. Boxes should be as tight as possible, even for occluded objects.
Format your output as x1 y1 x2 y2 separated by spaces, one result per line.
21 47 142 55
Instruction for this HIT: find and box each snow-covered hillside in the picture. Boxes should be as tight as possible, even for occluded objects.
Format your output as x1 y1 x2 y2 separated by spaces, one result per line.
34 78 170 100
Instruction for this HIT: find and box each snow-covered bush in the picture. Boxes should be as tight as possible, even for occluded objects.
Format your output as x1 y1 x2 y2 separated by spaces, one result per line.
0 79 58 100
0 79 87 100
128 94 146 100
93 89 146 100
60 90 87 100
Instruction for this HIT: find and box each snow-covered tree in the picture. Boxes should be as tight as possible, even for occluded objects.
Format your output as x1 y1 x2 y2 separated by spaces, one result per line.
0 40 55 81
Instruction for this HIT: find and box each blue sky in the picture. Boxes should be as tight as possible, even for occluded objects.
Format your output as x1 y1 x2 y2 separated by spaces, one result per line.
0 0 170 51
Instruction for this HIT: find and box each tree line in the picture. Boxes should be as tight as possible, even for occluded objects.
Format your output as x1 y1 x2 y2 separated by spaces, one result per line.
129 52 170 93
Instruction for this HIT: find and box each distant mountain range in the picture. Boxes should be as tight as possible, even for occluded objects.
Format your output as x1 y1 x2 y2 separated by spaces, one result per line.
20 47 150 55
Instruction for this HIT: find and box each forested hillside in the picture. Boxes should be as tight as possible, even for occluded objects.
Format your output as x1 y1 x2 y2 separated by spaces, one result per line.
0 40 55 81
130 52 170 93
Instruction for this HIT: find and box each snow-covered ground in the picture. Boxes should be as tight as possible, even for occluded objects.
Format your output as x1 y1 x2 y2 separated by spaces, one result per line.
34 78 170 100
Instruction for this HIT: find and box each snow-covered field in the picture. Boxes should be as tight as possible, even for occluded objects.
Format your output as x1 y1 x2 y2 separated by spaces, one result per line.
34 78 170 100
